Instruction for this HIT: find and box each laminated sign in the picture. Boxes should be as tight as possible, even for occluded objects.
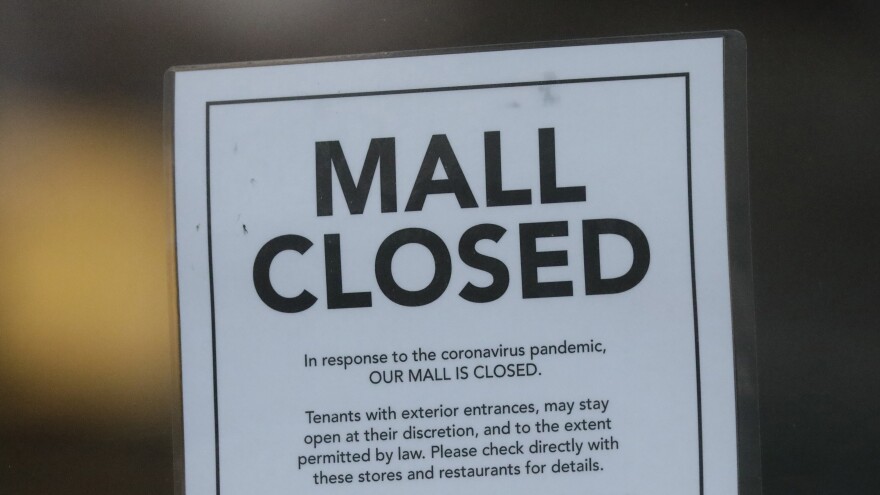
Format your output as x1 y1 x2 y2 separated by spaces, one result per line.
167 32 760 495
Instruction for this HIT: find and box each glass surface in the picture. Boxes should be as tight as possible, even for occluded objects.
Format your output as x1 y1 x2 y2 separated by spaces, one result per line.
1 2 878 494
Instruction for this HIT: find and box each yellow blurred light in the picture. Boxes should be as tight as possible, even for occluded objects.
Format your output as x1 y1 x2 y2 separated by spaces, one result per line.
0 87 172 431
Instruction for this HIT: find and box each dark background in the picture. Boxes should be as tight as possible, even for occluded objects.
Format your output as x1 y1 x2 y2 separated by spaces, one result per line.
1 1 878 494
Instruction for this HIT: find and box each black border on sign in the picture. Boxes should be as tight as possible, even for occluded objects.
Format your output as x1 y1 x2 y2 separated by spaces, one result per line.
207 74 698 493
165 31 760 495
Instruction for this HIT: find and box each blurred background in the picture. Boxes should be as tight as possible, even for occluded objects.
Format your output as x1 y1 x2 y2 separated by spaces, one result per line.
0 1 878 494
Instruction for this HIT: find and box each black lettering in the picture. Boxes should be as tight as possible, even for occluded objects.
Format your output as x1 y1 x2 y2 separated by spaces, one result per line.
458 224 509 303
538 128 586 204
375 228 452 306
324 234 372 309
582 219 650 294
315 138 396 216
253 235 317 313
405 134 478 211
485 131 531 207
519 221 573 298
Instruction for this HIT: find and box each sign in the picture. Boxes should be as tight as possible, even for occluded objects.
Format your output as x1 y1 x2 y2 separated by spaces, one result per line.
167 32 759 495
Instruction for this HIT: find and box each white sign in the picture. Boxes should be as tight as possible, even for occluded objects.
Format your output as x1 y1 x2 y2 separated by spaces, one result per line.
168 33 758 495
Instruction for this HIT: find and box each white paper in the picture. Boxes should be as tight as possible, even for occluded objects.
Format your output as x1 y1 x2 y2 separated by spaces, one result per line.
172 36 737 495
